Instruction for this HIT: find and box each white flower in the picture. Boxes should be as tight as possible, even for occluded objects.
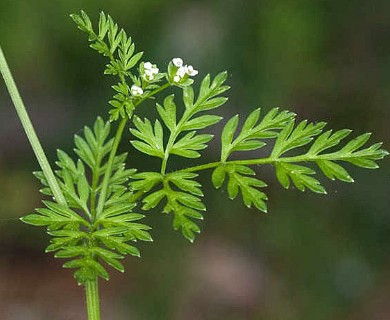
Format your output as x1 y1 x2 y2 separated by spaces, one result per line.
185 65 198 76
171 59 198 83
144 62 153 70
130 85 143 96
177 66 187 78
143 74 154 81
143 62 159 81
172 58 183 67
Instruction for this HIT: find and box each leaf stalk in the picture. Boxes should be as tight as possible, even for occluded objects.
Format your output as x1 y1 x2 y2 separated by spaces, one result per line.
85 278 100 320
0 45 67 206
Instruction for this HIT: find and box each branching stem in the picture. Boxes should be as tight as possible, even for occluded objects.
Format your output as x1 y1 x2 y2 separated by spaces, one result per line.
178 153 368 173
95 82 171 219
0 43 170 320
161 90 211 175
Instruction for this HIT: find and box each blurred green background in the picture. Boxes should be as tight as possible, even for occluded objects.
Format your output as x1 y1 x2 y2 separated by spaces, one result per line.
0 1 389 319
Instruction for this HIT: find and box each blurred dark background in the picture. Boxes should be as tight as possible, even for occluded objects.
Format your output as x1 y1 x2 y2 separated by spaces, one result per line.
1 1 390 319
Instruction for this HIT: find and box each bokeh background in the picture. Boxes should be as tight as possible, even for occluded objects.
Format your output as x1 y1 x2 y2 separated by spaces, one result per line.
0 1 390 319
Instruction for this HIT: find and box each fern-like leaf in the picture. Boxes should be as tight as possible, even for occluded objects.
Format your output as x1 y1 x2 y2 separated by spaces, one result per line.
221 108 295 161
130 172 205 242
71 11 148 121
212 164 268 212
214 110 388 210
23 117 151 284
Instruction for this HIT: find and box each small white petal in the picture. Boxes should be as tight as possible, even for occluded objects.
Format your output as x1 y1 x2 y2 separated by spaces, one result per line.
131 85 143 96
177 66 186 77
173 75 181 83
172 58 183 67
144 62 152 70
151 67 159 75
186 65 198 76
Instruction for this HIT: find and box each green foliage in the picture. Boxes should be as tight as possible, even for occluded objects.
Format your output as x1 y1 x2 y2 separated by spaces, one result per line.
71 11 165 121
212 164 268 212
20 11 388 286
131 172 205 242
128 72 229 241
70 11 143 79
212 111 388 212
22 118 151 284
221 108 295 162
130 116 165 158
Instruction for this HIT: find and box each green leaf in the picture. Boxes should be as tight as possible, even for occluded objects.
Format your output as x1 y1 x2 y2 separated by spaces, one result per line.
98 12 109 39
164 189 205 240
99 203 137 219
72 11 144 120
221 115 239 161
70 11 93 33
213 164 268 212
77 174 90 206
340 133 372 153
170 132 213 158
92 247 125 273
55 246 87 258
211 165 226 189
142 190 166 210
316 160 354 182
275 162 326 194
182 115 222 131
166 172 203 196
26 115 151 284
130 116 165 158
221 108 295 161
157 95 177 132
126 51 143 69
233 169 267 209
183 86 194 109
308 129 351 155
97 236 141 257
271 120 326 158
130 172 163 193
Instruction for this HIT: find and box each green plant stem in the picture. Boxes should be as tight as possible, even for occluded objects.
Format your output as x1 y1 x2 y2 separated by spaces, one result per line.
85 278 100 320
139 82 170 104
178 153 371 173
160 87 215 175
161 110 191 174
90 152 104 217
95 82 171 219
0 45 67 206
95 117 127 218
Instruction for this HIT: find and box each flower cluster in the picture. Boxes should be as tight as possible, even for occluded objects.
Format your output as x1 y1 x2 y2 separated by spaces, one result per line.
130 85 143 97
142 62 159 82
130 58 198 98
171 58 198 84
